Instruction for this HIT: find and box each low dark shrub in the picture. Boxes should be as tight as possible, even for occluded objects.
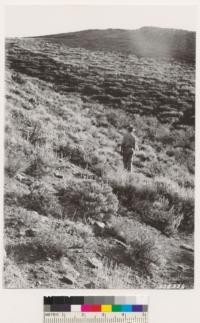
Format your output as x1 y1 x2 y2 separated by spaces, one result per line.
96 115 109 127
26 182 62 217
106 111 128 128
56 143 88 168
27 122 46 146
25 154 48 177
178 199 194 233
126 235 161 274
59 179 118 221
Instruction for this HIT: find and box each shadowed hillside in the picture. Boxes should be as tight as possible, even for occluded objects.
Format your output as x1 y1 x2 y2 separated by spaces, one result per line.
4 31 194 289
38 27 196 63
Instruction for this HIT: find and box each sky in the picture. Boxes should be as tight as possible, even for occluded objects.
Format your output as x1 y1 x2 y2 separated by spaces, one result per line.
5 5 197 37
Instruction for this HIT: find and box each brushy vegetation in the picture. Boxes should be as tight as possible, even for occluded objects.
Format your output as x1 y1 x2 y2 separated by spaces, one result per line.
25 182 63 217
107 169 194 235
108 216 165 275
32 225 85 260
94 260 132 289
4 36 194 288
58 178 118 221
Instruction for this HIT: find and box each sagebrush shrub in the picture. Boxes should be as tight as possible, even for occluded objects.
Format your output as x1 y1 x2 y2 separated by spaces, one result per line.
59 179 118 221
109 216 163 275
5 151 28 177
108 170 157 210
65 220 94 240
148 160 163 176
178 199 194 233
107 170 193 235
106 111 120 127
141 206 183 236
56 143 88 167
70 145 87 167
27 122 46 146
126 235 161 274
155 176 194 232
25 145 56 177
26 182 62 217
56 143 105 175
33 225 84 259
25 155 47 177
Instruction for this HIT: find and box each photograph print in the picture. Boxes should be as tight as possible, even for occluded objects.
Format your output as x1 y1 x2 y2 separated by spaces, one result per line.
4 5 195 289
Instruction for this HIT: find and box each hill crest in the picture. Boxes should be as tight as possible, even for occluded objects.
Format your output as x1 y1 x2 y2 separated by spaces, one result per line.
35 27 196 62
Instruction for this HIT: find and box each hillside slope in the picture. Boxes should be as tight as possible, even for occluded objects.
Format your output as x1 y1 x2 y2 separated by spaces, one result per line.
38 27 196 62
7 36 195 126
4 36 194 288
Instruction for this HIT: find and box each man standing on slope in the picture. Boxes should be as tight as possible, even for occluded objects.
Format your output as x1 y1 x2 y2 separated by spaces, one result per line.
121 125 137 172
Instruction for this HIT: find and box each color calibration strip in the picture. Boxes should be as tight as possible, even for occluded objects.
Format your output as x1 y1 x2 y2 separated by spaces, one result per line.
44 296 148 312
44 297 148 323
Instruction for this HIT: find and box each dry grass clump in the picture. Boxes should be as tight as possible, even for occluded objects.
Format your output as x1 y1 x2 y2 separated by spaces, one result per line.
165 164 194 189
59 178 118 221
95 258 156 288
155 176 194 205
95 260 132 288
25 145 57 177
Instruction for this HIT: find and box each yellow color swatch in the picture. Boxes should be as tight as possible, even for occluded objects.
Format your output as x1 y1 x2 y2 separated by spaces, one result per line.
101 305 112 312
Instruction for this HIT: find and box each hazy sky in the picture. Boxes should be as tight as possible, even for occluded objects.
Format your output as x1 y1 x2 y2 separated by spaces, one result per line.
5 5 197 37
